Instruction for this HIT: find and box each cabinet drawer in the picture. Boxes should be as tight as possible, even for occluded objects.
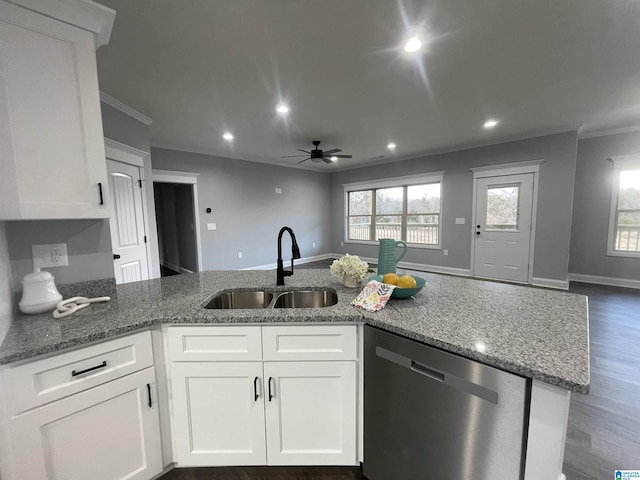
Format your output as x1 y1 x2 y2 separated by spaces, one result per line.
262 325 357 361
168 326 262 362
2 330 153 416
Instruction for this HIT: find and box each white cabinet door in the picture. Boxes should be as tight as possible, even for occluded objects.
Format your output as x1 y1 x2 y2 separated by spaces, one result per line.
171 362 267 466
8 367 162 480
264 361 357 466
0 1 109 220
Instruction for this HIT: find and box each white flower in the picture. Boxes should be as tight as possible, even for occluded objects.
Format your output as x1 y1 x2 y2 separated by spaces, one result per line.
330 254 369 281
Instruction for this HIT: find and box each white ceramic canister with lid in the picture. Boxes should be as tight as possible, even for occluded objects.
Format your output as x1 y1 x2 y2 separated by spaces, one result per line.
19 268 63 314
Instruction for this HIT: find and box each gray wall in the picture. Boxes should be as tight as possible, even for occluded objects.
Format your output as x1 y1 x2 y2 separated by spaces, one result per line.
151 148 332 270
101 100 160 279
101 103 151 152
154 183 198 272
6 220 114 291
0 223 14 344
569 131 640 280
330 131 579 283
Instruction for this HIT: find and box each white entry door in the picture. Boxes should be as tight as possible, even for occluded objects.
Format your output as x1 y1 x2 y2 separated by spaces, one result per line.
107 160 149 284
473 173 535 283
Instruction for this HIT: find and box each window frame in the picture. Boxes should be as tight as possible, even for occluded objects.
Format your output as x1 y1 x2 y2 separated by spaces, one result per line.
343 172 445 249
607 155 640 258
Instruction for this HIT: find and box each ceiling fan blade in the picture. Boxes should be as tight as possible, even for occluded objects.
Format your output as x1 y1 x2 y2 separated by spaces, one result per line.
322 157 333 164
296 157 311 164
331 154 352 158
297 149 311 154
321 148 342 155
281 154 308 158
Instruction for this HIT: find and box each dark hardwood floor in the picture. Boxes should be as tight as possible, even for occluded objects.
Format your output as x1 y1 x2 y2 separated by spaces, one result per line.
157 265 639 480
157 466 363 480
562 282 640 480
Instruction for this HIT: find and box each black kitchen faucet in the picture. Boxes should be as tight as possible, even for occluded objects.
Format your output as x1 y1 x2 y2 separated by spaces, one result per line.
276 226 301 285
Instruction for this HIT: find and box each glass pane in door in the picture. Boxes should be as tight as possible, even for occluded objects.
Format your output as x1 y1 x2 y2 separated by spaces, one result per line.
486 185 519 231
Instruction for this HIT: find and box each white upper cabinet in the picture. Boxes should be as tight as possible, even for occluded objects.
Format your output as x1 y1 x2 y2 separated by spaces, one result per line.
0 0 115 220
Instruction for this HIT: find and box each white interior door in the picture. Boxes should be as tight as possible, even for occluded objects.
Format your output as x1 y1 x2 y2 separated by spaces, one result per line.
107 159 149 284
473 173 534 282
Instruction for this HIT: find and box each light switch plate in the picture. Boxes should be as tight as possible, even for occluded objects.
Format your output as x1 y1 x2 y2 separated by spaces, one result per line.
207 223 217 230
32 243 68 268
455 218 466 224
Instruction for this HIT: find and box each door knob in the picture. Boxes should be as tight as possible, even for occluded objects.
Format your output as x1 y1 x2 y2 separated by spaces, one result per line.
113 254 121 260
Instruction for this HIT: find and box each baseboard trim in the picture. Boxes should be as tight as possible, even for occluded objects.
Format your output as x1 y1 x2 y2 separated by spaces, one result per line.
242 253 336 271
162 262 194 275
568 273 640 290
531 277 569 290
398 261 471 277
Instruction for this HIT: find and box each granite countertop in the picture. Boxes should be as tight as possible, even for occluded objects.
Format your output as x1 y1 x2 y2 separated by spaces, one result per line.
0 269 590 393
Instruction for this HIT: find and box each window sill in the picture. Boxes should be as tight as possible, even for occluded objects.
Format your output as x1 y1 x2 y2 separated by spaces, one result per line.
344 240 441 250
606 250 640 259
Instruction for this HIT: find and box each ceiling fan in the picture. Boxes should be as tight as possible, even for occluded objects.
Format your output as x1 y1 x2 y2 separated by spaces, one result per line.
281 140 353 164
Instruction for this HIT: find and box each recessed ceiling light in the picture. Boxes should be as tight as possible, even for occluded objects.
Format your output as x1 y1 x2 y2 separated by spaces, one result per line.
387 143 397 150
330 156 338 161
404 36 423 53
276 104 289 114
223 132 234 141
484 119 499 129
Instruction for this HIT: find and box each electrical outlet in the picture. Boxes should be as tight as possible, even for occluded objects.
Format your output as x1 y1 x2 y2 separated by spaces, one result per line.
32 243 68 268
340 242 344 247
237 252 243 259
207 223 216 230
312 242 316 248
444 249 449 256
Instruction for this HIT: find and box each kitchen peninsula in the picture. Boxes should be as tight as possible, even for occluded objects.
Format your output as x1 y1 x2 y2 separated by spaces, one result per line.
0 269 589 480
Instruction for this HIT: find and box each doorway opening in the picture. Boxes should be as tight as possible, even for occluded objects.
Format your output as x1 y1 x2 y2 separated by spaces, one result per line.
153 170 202 276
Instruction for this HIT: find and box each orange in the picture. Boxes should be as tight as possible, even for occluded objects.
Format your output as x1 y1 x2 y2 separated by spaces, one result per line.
381 272 399 285
396 275 417 288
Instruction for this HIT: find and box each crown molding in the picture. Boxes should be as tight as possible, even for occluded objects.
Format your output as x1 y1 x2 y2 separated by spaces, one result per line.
100 92 153 125
7 0 115 47
580 124 640 139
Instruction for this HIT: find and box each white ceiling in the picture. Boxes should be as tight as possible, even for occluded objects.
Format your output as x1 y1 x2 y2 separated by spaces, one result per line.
95 0 640 172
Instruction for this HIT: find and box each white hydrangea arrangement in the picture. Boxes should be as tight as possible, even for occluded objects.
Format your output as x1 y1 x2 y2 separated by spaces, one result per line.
330 254 369 281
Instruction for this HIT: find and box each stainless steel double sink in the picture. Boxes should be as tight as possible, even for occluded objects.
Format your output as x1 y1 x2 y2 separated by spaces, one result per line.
202 288 338 309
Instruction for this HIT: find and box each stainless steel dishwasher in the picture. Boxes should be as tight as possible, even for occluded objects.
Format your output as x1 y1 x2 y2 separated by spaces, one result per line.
364 325 531 480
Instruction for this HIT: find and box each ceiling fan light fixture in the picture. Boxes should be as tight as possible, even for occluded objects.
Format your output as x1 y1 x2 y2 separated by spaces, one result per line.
222 132 234 141
387 142 397 150
276 104 289 114
484 119 499 129
404 36 423 53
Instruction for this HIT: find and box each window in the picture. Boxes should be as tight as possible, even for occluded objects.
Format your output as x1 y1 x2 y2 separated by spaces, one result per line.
344 173 443 247
608 156 640 257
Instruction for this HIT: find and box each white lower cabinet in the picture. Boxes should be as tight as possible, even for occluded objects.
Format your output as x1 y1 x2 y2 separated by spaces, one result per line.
264 361 356 465
8 367 162 480
169 325 358 467
171 362 267 466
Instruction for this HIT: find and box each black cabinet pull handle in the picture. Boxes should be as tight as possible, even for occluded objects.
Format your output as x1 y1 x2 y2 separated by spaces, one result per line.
254 376 259 402
72 361 107 377
98 183 104 205
113 254 121 260
477 225 481 229
147 383 152 408
476 231 481 235
268 377 274 402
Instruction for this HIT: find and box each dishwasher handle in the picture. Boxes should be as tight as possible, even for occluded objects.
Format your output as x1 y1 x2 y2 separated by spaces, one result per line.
411 361 445 382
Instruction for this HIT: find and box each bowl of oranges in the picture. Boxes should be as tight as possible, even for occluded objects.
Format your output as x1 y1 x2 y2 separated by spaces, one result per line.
369 272 427 299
